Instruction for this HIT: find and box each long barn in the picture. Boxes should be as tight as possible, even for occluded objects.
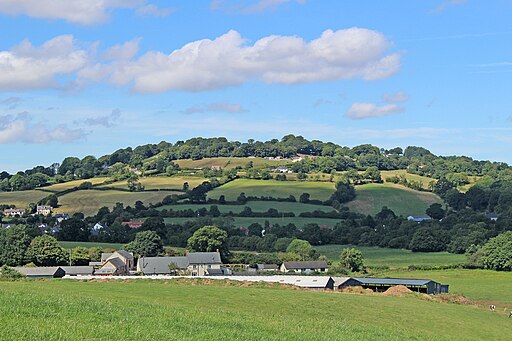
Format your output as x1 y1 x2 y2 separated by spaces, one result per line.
352 278 449 294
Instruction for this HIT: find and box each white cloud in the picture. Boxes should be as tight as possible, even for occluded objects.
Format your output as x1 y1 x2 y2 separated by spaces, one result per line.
345 103 404 120
383 91 408 103
211 0 305 14
0 35 89 91
82 109 122 127
82 28 400 93
0 112 86 143
0 0 143 25
428 0 466 14
103 38 141 61
136 4 174 17
182 102 248 114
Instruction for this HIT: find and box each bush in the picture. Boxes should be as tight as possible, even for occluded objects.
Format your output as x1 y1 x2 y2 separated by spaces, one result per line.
0 265 25 280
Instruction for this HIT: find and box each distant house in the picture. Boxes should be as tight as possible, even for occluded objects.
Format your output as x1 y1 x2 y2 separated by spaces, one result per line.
95 250 134 275
256 264 279 272
48 226 60 235
211 165 222 170
353 277 449 294
37 205 53 216
407 216 432 223
485 213 498 221
280 261 329 274
121 221 144 229
274 166 292 174
13 267 65 278
3 208 26 217
137 252 226 276
55 214 69 223
61 266 95 276
91 223 105 236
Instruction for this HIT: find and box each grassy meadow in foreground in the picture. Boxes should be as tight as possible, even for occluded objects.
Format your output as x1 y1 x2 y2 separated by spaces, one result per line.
345 183 442 216
0 279 510 340
315 244 465 268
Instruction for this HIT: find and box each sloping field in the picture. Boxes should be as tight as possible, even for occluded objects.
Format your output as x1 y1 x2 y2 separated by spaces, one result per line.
175 157 289 170
98 176 208 191
345 183 442 216
158 201 336 215
0 280 509 340
162 216 340 228
0 190 48 208
59 241 124 250
56 190 171 216
208 179 335 201
315 244 465 268
380 170 436 190
36 177 111 193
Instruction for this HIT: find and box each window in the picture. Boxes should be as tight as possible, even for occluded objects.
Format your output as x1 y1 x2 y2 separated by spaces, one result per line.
207 265 211 268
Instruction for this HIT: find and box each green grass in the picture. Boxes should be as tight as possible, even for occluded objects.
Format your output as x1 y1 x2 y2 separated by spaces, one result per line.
0 190 48 208
175 157 289 170
158 201 336 215
99 176 208 191
59 241 124 250
208 179 335 201
162 216 340 228
315 244 465 268
56 189 172 216
345 183 442 216
35 177 111 193
381 269 512 306
0 279 510 340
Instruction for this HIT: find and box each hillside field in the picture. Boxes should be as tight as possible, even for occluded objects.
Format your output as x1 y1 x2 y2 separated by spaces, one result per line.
0 190 48 208
1 279 511 340
315 244 465 268
98 176 208 191
55 190 172 216
208 179 335 201
162 216 340 229
59 241 124 249
35 177 111 193
175 157 289 169
346 183 442 216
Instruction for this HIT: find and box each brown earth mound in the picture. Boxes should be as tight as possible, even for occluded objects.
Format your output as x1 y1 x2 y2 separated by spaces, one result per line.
339 286 374 294
382 285 413 296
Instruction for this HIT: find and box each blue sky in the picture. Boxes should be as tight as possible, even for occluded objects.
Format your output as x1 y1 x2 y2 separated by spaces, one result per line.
1 0 512 172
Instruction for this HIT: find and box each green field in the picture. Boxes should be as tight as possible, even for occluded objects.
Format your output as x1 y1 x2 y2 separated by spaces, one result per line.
315 244 465 268
56 190 172 216
36 177 111 193
59 241 124 250
0 279 510 340
175 157 289 170
159 201 336 215
345 183 442 216
99 176 208 191
0 190 48 208
381 269 512 306
162 216 340 228
208 179 335 201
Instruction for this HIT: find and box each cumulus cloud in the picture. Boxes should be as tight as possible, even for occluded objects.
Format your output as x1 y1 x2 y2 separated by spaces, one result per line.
81 28 400 93
103 38 141 61
383 91 408 103
181 102 248 114
0 112 86 143
0 0 146 25
82 108 122 127
429 0 466 14
211 0 305 14
345 103 404 120
0 35 89 91
136 4 174 17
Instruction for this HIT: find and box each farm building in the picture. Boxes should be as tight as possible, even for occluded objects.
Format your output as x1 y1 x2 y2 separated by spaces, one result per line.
61 266 95 276
121 221 144 229
137 252 227 276
212 275 335 290
332 277 363 289
353 278 449 294
96 250 134 275
256 264 279 272
13 267 66 278
280 261 329 274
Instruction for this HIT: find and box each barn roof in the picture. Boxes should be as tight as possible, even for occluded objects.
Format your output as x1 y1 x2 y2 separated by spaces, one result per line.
138 256 189 274
210 275 333 288
14 267 65 277
61 266 94 275
283 261 328 269
187 252 221 264
353 278 435 286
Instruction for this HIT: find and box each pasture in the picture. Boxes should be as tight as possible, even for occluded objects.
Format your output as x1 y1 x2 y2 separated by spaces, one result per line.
59 241 124 250
208 179 335 201
55 190 171 216
158 201 336 215
36 177 111 193
98 176 208 191
162 216 340 229
345 183 442 216
0 279 510 340
0 190 48 208
315 244 465 268
175 157 289 170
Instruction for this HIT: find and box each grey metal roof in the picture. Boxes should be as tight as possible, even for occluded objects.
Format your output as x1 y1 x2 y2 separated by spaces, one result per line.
283 261 328 270
114 250 133 260
332 276 358 286
257 264 279 270
216 275 333 288
14 267 65 277
206 268 224 275
106 257 126 269
61 266 94 275
138 256 189 274
187 252 221 264
353 278 434 286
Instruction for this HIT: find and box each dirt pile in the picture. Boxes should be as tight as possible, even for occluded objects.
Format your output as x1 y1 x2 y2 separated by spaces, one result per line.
382 285 413 296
